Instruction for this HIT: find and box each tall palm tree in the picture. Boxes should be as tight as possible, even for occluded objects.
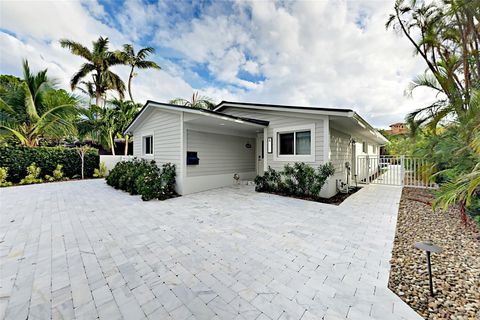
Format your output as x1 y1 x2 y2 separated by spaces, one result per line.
0 60 78 146
60 36 125 107
169 91 215 110
109 99 140 155
116 45 161 102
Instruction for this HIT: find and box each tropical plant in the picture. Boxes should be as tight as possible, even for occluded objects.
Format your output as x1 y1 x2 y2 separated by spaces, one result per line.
60 37 125 107
94 162 107 178
110 99 140 155
45 164 67 182
76 145 91 179
115 45 160 102
0 167 12 187
0 61 79 146
19 163 42 185
169 92 216 110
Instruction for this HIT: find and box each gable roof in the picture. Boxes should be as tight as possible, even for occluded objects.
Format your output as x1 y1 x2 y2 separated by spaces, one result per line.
214 101 354 116
124 100 269 134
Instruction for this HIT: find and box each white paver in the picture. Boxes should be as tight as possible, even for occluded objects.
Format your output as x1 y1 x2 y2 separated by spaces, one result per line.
0 180 421 319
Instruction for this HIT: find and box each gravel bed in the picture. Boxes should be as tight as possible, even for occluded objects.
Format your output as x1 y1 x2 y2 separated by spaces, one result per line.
389 188 480 319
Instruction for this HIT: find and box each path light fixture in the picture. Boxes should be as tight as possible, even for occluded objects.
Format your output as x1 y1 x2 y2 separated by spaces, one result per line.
414 240 443 297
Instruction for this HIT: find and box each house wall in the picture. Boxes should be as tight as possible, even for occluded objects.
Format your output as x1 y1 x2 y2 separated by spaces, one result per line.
220 107 326 171
132 108 183 193
325 128 353 196
183 129 256 194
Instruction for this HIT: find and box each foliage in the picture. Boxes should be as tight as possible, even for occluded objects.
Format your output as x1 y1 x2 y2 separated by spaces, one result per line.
387 0 480 224
169 92 216 110
60 37 125 106
0 61 79 146
0 146 99 183
94 162 107 178
0 167 12 187
115 44 161 102
19 163 43 185
254 162 335 200
106 159 177 201
45 164 67 182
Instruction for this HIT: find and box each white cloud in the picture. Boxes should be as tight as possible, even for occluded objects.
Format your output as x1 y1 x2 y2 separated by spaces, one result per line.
0 0 438 127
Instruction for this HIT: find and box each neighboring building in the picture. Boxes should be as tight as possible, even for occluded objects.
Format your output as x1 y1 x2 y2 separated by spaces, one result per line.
125 101 387 197
387 122 409 135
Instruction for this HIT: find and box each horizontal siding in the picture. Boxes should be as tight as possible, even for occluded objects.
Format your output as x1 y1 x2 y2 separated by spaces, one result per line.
330 128 352 174
221 107 325 171
132 109 181 174
186 130 255 177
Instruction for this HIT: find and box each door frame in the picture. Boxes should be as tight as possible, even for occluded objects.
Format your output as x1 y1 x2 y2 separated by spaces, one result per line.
256 133 265 176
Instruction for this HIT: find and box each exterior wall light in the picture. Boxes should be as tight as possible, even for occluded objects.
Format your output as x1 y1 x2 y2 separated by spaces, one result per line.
267 137 273 154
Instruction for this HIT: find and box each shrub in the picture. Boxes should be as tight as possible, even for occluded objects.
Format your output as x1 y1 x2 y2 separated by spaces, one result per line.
106 158 177 201
19 163 43 185
254 162 335 200
0 167 12 187
94 162 107 178
45 164 67 182
0 146 99 183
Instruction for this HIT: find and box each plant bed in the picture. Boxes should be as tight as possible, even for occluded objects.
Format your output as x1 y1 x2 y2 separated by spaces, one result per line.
260 187 361 205
389 188 480 319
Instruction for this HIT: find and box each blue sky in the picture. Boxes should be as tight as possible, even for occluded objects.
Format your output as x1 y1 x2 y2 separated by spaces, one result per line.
0 0 436 128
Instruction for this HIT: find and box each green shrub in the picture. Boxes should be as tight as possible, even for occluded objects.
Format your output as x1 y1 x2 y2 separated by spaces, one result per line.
0 146 99 183
45 164 67 182
19 163 43 185
254 162 335 200
94 162 107 177
0 167 12 187
106 158 177 201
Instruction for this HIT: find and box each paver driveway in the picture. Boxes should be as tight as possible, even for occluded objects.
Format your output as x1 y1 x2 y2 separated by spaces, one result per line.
0 180 421 320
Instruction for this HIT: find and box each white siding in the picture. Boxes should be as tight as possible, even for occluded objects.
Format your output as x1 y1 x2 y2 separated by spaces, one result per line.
330 128 352 175
221 107 325 171
132 108 182 178
186 130 255 177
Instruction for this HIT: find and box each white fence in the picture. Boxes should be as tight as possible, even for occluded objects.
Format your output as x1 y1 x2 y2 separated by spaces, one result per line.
99 155 134 172
356 155 437 189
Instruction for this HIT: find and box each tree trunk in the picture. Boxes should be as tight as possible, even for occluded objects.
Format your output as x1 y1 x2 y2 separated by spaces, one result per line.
95 91 103 107
128 66 135 102
124 135 129 156
110 132 116 156
81 155 84 180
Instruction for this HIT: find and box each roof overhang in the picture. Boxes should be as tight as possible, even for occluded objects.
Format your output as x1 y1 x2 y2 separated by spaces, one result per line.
125 101 269 134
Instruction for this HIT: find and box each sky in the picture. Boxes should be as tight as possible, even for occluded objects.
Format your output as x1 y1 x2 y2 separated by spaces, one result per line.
0 0 437 128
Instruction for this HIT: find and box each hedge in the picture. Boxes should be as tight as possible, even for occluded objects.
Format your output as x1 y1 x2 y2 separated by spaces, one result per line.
0 146 99 183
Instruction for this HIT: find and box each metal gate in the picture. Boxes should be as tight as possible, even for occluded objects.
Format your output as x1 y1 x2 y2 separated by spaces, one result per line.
356 155 437 188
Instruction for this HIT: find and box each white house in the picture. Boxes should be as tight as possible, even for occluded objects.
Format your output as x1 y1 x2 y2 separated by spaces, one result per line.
125 101 387 197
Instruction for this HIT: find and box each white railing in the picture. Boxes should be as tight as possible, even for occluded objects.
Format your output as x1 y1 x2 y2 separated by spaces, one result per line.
356 155 437 189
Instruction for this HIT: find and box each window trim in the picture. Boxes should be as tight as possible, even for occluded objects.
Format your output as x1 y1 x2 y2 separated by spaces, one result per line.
362 141 367 153
143 134 154 156
273 124 315 162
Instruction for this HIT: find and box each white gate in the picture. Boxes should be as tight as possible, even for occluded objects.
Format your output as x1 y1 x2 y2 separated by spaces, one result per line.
356 155 437 188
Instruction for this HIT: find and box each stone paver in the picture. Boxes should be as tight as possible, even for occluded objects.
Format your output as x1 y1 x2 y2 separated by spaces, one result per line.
0 180 421 319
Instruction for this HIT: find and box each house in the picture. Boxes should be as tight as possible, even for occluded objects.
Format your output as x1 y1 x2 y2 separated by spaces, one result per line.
125 101 387 197
386 122 409 135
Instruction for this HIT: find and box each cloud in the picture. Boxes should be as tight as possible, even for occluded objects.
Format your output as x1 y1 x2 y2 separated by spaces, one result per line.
0 0 438 127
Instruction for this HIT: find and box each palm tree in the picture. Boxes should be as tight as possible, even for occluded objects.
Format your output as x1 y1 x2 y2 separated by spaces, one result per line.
169 92 216 110
116 45 160 102
0 60 78 146
60 37 125 107
109 99 140 155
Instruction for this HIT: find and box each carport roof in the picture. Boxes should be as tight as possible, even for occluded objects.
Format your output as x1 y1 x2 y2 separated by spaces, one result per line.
125 100 269 133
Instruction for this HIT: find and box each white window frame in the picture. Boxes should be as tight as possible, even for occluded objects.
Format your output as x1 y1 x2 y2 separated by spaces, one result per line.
273 124 315 162
362 141 367 153
143 134 154 157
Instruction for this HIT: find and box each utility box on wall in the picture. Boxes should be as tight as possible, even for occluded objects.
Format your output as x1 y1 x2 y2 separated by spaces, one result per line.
186 151 199 165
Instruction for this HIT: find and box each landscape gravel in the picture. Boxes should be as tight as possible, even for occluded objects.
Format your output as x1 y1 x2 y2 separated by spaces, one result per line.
389 188 480 320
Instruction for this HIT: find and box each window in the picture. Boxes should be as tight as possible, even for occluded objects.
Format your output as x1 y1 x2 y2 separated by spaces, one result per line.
273 124 315 162
278 131 311 155
143 135 153 155
362 142 367 153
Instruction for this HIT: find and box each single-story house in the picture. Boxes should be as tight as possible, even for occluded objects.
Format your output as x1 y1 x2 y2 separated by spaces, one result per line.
125 101 388 197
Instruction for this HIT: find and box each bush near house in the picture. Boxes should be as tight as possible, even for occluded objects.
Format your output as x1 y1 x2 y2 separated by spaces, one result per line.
106 158 176 201
254 162 335 200
0 146 99 183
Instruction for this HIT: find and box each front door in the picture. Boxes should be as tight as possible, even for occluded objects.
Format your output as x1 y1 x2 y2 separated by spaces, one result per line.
256 133 264 176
